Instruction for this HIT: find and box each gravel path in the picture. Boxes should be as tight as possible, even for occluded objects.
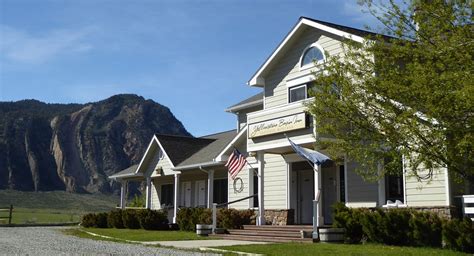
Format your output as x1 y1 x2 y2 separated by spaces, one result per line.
0 227 217 255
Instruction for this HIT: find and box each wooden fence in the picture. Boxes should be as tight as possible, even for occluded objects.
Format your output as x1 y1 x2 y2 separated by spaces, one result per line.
0 205 13 225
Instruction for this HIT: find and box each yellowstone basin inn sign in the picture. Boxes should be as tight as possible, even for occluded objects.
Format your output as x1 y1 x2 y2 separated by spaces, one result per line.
248 112 307 138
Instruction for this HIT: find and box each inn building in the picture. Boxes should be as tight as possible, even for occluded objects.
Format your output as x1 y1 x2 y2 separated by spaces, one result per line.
110 17 461 237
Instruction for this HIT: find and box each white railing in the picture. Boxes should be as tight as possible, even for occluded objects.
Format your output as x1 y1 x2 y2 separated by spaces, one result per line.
462 195 474 221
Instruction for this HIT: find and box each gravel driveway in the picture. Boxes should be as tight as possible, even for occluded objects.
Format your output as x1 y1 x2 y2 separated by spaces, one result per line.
0 227 217 255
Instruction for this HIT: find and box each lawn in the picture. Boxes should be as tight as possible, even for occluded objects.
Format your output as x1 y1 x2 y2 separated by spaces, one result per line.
2 208 81 224
66 228 212 242
215 243 467 256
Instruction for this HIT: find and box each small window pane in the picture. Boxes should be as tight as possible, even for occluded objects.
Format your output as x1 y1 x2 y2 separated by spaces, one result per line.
213 179 228 204
302 47 324 66
289 86 306 103
161 184 174 206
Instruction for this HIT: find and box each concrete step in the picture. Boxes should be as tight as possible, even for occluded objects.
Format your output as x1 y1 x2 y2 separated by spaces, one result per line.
241 225 313 232
209 234 313 243
227 229 303 238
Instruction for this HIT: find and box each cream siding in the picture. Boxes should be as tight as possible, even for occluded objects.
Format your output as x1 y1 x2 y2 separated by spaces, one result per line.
262 154 288 209
228 166 252 209
404 167 448 207
264 27 345 109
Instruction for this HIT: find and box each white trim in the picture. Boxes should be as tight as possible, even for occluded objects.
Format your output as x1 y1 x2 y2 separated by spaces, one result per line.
288 84 307 104
444 167 451 206
248 136 316 152
402 154 408 206
298 42 326 70
286 162 290 209
248 17 365 87
109 172 143 179
171 161 220 171
135 135 175 174
214 126 248 162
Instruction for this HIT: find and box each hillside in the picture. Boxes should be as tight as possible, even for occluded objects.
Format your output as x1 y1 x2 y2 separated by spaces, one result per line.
0 94 190 193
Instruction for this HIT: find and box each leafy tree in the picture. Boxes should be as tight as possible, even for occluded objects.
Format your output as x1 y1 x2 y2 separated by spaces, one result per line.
307 0 473 182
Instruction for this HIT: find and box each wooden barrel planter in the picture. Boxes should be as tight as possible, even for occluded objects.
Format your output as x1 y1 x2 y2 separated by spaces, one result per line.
196 224 213 236
319 228 345 243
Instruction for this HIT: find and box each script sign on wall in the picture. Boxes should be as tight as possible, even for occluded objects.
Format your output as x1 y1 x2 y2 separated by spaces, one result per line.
248 112 307 139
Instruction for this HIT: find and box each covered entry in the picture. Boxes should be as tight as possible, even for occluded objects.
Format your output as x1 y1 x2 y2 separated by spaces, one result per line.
290 160 340 225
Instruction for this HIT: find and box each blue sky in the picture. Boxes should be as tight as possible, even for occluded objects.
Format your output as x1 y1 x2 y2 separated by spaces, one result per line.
0 0 379 136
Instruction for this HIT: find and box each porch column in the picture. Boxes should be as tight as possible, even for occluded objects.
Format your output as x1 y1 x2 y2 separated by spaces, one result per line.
377 162 386 206
313 164 323 239
257 151 265 226
172 173 180 223
145 177 152 209
207 169 214 208
120 180 128 209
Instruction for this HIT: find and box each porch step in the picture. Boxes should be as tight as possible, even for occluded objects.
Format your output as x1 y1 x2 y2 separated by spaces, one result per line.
209 234 313 243
210 225 315 243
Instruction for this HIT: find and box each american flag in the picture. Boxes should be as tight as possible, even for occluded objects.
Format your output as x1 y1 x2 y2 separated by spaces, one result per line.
225 149 247 180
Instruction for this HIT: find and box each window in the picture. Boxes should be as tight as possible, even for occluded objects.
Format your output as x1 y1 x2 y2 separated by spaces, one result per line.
253 171 259 207
339 165 345 203
385 175 404 203
161 184 174 206
213 179 228 204
301 45 324 67
289 85 307 103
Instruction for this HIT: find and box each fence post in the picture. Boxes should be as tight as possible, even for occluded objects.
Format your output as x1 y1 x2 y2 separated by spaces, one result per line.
8 205 13 225
212 203 217 233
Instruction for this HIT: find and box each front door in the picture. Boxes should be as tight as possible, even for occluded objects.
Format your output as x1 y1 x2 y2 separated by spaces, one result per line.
195 180 206 207
181 181 192 207
298 169 314 224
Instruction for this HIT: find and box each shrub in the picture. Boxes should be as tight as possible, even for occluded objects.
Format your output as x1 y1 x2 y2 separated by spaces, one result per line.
107 209 124 229
81 213 97 228
218 208 254 229
442 217 474 253
81 212 108 228
122 209 140 229
138 209 169 230
379 209 411 245
177 208 211 231
332 202 364 243
128 194 145 208
409 211 442 247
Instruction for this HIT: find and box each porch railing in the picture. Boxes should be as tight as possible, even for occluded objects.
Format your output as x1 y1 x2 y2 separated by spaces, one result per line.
462 195 474 221
212 194 257 233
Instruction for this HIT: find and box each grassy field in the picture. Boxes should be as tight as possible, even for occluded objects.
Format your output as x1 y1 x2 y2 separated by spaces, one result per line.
65 228 211 242
0 190 119 224
216 243 466 256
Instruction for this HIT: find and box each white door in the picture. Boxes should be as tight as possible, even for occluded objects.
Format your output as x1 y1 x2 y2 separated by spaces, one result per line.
298 169 314 224
322 166 338 225
195 180 206 207
181 181 192 207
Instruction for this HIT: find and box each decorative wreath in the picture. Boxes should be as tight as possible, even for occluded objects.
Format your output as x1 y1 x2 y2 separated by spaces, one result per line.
233 177 244 193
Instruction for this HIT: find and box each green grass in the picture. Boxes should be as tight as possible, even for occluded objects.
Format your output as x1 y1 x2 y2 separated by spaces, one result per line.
3 208 80 224
0 190 119 212
216 243 467 256
65 228 212 242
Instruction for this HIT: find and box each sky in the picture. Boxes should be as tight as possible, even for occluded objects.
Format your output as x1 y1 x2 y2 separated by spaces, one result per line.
0 0 380 136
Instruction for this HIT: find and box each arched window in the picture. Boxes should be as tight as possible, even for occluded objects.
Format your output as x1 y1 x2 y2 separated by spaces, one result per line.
300 44 325 67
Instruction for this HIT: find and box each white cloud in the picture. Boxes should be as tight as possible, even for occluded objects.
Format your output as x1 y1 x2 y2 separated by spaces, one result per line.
0 25 96 64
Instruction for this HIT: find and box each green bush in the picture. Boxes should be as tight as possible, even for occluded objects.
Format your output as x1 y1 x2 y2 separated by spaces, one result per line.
138 209 169 230
122 209 140 229
442 217 474 253
176 207 254 231
177 208 211 231
107 209 124 229
332 202 364 243
409 211 442 247
81 212 107 228
128 194 145 208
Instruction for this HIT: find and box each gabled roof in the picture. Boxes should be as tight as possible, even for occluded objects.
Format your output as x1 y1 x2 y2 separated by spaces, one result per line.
109 164 142 179
155 134 215 166
248 16 392 87
225 92 263 113
174 130 237 169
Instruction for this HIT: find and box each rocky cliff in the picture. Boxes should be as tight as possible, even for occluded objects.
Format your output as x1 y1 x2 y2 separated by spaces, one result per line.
0 94 190 193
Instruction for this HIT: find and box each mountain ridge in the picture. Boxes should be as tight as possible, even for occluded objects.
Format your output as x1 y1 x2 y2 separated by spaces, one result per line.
0 94 190 193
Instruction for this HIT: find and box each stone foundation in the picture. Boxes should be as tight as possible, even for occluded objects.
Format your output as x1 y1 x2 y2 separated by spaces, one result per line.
264 209 294 225
409 206 458 219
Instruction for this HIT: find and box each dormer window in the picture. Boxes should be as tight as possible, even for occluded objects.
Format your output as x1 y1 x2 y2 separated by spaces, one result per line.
289 84 307 103
300 43 325 68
